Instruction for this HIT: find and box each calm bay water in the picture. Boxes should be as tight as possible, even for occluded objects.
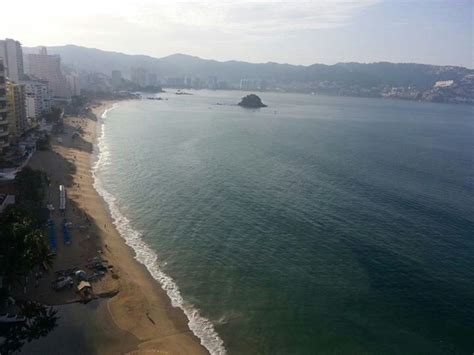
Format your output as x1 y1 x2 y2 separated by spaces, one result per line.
97 91 474 354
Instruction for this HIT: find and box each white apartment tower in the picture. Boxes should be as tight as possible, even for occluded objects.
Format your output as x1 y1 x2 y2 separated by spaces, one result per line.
21 80 51 120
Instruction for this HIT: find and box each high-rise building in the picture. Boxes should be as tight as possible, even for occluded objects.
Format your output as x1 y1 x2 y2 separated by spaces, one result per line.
66 73 81 96
207 76 218 90
192 77 203 89
147 73 158 87
0 59 9 154
164 77 185 87
0 38 25 83
111 70 122 89
24 48 69 98
184 76 192 88
6 81 27 139
81 72 112 93
131 67 147 87
239 79 261 90
21 80 51 120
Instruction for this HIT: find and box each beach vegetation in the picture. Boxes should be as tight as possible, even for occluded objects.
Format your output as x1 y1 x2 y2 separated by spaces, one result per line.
43 107 62 123
15 167 49 208
0 207 54 288
0 301 58 354
36 134 51 151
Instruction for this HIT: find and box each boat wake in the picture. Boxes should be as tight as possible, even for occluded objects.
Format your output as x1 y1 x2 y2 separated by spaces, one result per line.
92 105 226 355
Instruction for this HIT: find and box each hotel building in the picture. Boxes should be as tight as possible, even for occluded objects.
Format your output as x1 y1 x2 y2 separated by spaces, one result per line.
21 80 51 120
25 48 69 98
6 81 27 139
0 38 25 83
0 59 9 154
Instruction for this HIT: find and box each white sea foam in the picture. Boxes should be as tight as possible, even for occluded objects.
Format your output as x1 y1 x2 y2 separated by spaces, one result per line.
92 105 226 355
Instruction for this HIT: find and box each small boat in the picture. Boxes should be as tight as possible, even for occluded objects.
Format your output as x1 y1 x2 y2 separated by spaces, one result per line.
175 90 192 95
0 314 26 323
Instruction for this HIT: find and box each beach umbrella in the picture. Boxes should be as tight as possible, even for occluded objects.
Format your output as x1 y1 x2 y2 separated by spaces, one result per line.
75 270 87 280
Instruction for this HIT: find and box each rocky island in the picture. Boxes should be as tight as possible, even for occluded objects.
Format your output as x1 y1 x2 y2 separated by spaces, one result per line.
238 94 267 108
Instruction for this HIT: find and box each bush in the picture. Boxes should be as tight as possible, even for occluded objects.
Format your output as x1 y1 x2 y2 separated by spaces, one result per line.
36 135 51 151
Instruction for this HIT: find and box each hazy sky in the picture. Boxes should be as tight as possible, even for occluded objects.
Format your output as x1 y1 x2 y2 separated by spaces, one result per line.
2 0 473 67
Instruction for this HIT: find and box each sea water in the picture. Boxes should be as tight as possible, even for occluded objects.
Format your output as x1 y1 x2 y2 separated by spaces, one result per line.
94 91 474 354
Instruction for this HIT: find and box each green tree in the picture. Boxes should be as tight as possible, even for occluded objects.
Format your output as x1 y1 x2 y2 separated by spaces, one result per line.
43 107 62 123
0 208 54 287
36 135 51 151
15 167 49 207
0 301 58 354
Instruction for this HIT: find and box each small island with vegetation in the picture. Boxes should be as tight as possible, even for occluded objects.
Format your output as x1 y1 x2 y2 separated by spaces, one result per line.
238 94 267 108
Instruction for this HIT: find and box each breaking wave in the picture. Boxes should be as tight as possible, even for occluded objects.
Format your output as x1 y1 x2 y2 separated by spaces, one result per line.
91 104 226 355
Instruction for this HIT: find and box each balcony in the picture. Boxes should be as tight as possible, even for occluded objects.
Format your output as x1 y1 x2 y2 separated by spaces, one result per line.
0 130 8 137
0 107 7 113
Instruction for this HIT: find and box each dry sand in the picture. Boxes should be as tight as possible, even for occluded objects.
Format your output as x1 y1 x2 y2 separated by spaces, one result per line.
26 101 208 355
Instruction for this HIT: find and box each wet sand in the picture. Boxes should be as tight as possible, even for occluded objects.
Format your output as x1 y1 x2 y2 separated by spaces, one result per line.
26 102 208 354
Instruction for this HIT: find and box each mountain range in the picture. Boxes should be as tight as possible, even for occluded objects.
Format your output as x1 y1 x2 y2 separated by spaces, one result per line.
24 45 473 91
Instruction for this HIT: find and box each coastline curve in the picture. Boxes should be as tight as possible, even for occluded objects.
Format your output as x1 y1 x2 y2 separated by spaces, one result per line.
91 104 226 355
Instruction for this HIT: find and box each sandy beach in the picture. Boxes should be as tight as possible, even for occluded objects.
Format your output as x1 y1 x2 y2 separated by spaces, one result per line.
25 101 208 355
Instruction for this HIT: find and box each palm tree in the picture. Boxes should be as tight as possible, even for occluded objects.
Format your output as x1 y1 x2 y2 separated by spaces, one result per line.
0 301 58 354
0 208 55 288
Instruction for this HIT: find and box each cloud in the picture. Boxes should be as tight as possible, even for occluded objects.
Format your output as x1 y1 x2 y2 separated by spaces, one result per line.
1 1 378 36
127 0 380 34
0 0 379 63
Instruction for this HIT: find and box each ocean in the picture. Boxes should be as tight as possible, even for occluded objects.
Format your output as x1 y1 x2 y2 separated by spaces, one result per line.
94 91 474 354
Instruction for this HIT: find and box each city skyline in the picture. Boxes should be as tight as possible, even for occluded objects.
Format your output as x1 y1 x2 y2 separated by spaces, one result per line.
1 0 472 68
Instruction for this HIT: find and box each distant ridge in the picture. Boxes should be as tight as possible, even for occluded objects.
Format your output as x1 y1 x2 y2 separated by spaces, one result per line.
23 44 473 90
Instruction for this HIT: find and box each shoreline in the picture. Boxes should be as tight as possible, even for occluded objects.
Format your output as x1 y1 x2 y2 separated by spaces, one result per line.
26 101 209 354
93 103 226 355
